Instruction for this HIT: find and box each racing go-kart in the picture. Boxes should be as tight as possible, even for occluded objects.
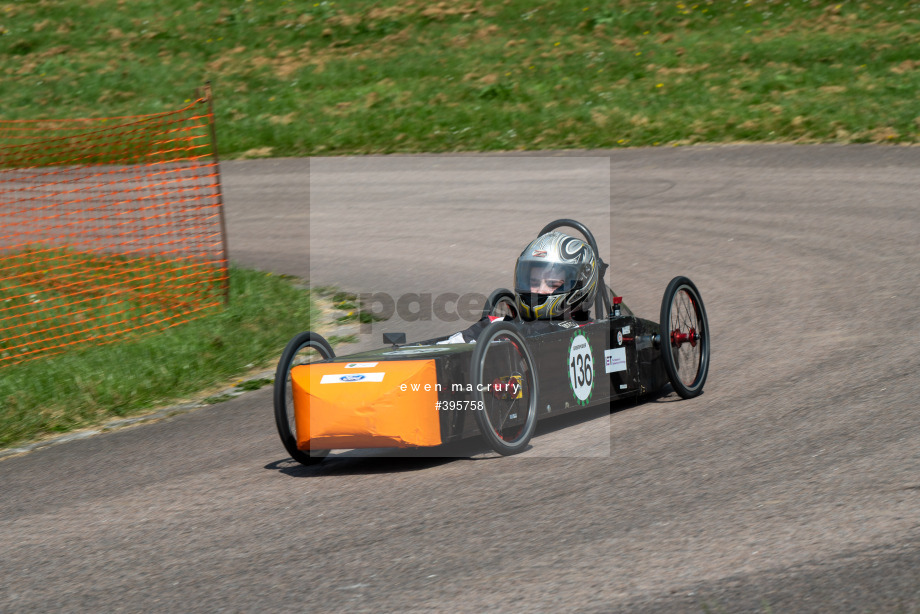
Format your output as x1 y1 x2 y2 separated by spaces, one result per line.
274 219 709 463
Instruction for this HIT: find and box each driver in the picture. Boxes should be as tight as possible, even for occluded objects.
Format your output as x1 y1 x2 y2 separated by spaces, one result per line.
514 231 598 321
439 231 599 343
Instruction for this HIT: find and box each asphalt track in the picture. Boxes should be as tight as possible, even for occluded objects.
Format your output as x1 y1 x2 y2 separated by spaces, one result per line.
2 145 919 613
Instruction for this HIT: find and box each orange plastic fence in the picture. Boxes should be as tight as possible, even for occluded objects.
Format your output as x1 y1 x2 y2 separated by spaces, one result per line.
0 90 228 367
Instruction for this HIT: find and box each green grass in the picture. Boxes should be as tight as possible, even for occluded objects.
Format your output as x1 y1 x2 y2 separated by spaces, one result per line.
0 266 320 448
1 0 919 156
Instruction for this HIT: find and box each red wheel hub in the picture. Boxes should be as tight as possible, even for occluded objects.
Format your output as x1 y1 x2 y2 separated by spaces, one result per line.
670 328 698 348
491 376 522 400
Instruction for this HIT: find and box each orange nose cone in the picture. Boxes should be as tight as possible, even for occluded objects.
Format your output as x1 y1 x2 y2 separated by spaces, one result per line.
291 360 443 450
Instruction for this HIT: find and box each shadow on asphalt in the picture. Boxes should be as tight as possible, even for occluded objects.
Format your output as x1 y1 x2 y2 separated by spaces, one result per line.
643 384 703 404
265 442 482 477
265 388 679 477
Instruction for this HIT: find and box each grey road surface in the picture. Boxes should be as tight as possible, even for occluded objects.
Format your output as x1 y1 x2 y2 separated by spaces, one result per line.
1 145 919 613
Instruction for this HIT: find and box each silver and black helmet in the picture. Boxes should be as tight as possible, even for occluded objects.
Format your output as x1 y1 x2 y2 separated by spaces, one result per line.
513 231 599 320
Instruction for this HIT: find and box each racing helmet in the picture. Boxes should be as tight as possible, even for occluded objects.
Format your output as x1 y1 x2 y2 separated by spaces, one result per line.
514 231 599 320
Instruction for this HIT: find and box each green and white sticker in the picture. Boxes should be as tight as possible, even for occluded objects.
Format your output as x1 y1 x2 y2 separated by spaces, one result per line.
567 332 594 405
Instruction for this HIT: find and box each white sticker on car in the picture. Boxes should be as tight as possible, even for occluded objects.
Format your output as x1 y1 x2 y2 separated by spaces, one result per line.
382 347 444 355
320 373 386 383
605 348 627 373
344 362 378 368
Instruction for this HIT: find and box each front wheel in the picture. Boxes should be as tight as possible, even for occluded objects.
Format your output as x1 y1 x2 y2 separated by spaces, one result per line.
659 276 710 399
469 321 539 455
274 331 334 465
481 288 519 320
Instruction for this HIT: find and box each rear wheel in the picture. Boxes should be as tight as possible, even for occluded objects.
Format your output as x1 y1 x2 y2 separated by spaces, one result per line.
481 288 518 320
274 332 334 465
469 321 539 455
659 277 710 399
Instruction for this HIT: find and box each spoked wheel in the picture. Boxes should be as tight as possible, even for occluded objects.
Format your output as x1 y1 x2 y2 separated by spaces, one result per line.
469 321 539 455
274 331 334 465
481 288 519 320
659 276 710 399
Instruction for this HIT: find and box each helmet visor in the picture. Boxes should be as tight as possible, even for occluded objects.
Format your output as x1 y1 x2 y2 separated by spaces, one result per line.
514 262 580 295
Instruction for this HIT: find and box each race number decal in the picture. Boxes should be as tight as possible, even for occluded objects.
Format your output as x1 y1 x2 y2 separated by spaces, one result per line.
567 332 594 405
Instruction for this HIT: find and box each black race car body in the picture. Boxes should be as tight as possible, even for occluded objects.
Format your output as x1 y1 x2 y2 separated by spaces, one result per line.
275 219 709 461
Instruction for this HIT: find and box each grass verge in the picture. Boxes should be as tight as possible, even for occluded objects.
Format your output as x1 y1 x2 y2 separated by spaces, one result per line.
0 266 323 449
1 1 919 155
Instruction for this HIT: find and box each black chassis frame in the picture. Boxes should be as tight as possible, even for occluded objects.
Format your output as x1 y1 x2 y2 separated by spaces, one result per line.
317 309 669 446
311 219 671 447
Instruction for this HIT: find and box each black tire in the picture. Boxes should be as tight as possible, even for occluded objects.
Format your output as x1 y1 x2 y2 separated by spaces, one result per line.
273 331 334 465
469 321 539 455
481 288 519 320
659 276 710 399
